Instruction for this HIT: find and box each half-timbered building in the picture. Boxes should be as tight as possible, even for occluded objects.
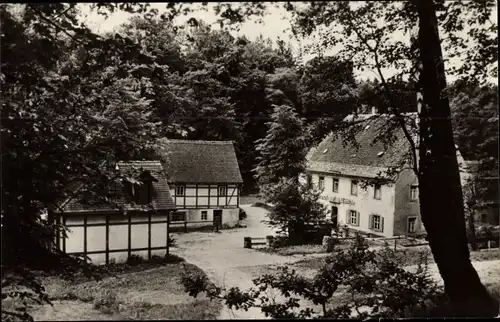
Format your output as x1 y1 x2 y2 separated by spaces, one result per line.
52 161 176 265
159 139 244 228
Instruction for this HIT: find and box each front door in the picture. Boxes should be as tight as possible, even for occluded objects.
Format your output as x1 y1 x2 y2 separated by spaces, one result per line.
331 206 338 229
213 210 223 231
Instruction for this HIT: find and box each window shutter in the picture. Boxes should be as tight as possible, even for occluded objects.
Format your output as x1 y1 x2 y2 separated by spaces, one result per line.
356 211 360 227
369 214 373 229
381 217 385 232
346 210 350 225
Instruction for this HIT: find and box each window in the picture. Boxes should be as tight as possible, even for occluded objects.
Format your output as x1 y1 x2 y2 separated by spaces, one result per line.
218 185 227 196
201 211 208 221
351 180 358 196
176 185 185 196
136 182 153 205
332 178 339 192
374 184 381 200
125 180 152 205
410 185 418 201
171 211 186 222
370 214 384 232
408 217 417 233
349 210 359 226
318 176 325 189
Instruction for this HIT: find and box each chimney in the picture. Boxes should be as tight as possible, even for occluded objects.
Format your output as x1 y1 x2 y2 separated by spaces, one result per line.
371 106 377 115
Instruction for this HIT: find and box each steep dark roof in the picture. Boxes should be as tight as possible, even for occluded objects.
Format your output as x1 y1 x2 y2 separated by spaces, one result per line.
307 114 414 178
158 139 243 184
59 161 175 213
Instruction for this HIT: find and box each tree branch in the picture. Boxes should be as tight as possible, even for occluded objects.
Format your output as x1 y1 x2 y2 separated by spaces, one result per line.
348 15 420 178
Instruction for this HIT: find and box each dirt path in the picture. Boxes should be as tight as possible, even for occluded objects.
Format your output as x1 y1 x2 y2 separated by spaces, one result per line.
171 205 316 319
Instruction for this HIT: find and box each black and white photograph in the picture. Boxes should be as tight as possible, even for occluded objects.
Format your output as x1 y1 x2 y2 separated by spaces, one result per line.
1 1 499 320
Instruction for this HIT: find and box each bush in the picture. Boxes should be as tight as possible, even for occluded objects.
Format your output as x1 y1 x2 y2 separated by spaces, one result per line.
239 208 247 220
126 255 144 266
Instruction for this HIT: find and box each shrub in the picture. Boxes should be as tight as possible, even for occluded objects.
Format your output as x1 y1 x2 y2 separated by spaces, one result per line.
126 255 144 266
239 208 247 220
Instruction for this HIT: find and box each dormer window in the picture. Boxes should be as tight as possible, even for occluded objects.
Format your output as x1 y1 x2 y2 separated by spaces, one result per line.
124 170 156 205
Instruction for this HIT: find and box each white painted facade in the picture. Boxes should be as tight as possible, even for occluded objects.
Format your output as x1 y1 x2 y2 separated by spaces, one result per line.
310 173 397 237
59 212 170 265
169 183 240 227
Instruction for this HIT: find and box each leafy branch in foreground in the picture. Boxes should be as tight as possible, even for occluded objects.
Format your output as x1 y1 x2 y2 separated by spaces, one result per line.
181 236 441 319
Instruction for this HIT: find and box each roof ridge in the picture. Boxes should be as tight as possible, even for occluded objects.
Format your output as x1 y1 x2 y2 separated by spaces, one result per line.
164 139 234 145
117 160 162 164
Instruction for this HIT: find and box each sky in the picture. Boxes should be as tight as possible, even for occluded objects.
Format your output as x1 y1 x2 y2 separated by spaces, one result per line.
79 2 497 84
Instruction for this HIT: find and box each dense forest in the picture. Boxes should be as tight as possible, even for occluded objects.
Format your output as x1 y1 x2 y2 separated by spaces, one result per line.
1 3 498 320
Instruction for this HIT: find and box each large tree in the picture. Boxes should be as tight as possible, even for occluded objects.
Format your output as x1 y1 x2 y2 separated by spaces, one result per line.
174 0 499 316
1 3 171 320
254 105 325 243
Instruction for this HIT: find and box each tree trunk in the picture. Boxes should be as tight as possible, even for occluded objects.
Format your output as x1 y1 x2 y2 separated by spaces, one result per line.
414 0 498 316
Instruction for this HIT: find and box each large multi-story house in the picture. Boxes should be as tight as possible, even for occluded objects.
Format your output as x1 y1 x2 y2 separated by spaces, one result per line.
158 139 243 228
305 111 470 238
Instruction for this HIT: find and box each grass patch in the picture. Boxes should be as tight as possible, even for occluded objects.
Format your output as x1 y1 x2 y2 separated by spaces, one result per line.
30 258 222 320
388 246 500 267
258 244 328 256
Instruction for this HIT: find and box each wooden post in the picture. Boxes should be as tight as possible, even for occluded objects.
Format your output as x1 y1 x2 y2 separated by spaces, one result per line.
62 215 66 253
56 214 61 250
105 215 109 265
244 237 252 249
184 221 187 233
128 211 132 258
208 184 211 208
83 215 88 257
236 184 240 208
195 184 198 208
166 210 171 256
394 239 397 252
148 212 152 260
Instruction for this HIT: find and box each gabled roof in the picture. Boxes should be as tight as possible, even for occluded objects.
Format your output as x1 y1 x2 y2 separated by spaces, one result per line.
307 114 415 179
158 139 243 184
59 161 175 214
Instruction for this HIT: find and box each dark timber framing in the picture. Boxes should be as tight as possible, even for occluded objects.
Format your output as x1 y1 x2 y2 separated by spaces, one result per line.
83 215 88 256
171 183 240 211
148 211 152 260
62 215 66 253
208 184 211 208
105 215 109 264
195 183 198 208
57 210 172 263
